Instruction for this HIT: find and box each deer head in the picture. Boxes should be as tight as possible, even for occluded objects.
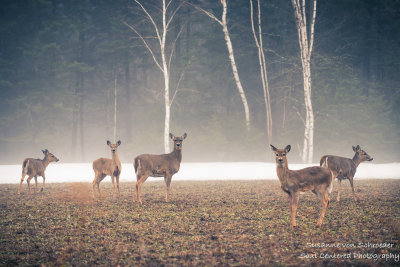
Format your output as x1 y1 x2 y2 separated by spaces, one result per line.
169 133 187 151
42 149 59 162
270 144 291 168
107 140 121 154
352 145 373 162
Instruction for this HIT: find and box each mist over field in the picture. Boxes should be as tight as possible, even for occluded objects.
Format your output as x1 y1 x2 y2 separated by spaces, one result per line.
1 162 400 184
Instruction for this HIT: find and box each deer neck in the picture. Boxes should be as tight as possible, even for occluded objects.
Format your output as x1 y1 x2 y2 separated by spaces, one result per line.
112 152 120 166
352 153 362 167
276 163 289 184
172 148 182 162
42 156 51 168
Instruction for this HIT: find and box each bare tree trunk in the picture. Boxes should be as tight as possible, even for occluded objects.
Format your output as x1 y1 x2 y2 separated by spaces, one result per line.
114 70 118 142
125 0 182 153
250 0 273 146
291 0 316 163
161 0 171 153
194 0 251 131
72 72 83 162
124 61 132 142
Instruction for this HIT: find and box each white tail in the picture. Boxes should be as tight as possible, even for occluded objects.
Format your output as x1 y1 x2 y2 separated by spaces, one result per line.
24 160 30 174
321 156 329 168
135 159 141 176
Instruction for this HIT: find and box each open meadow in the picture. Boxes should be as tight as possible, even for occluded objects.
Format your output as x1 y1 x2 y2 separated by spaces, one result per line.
1 180 399 266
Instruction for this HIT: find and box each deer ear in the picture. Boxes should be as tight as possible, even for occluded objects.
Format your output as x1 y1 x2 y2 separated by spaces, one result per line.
182 133 187 139
285 145 291 153
117 140 121 146
169 133 174 139
42 149 47 154
353 145 360 152
107 140 111 146
270 144 277 151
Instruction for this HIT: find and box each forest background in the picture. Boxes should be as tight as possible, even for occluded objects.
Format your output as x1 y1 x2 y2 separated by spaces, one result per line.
0 0 399 164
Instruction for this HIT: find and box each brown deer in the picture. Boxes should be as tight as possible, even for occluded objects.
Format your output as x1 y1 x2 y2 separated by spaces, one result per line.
270 145 334 229
92 140 122 199
320 145 373 202
134 133 187 204
18 149 59 195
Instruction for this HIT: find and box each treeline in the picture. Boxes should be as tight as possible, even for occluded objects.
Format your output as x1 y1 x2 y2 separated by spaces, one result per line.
0 0 399 164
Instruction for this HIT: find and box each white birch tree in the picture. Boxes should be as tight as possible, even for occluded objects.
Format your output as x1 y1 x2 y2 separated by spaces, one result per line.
250 0 273 147
194 0 251 131
113 71 118 142
291 0 317 163
125 0 182 153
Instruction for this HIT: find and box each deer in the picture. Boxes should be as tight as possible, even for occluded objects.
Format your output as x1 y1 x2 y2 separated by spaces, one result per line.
18 149 59 195
92 140 122 199
270 145 334 229
320 145 373 202
134 133 187 205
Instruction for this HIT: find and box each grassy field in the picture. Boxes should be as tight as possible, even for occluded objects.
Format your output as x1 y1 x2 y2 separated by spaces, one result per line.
1 179 399 266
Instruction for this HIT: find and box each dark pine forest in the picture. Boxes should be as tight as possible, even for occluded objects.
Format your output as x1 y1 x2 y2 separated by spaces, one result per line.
0 0 399 164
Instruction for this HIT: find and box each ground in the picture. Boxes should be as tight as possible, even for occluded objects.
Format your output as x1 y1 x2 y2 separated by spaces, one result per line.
1 179 399 266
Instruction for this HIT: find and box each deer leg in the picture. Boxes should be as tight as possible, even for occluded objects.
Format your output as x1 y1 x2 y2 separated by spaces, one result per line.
289 191 300 229
136 175 148 205
41 174 45 192
18 172 26 195
116 175 120 197
34 176 38 193
337 179 342 202
27 175 33 194
317 190 330 227
92 173 98 198
97 180 101 198
349 177 359 202
92 177 97 199
111 175 116 198
164 175 172 202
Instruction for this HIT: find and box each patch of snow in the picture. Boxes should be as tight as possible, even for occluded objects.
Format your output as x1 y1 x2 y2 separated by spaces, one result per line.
0 162 399 184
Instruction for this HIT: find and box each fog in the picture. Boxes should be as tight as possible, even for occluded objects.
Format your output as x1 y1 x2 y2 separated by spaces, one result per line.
1 162 399 184
0 0 399 166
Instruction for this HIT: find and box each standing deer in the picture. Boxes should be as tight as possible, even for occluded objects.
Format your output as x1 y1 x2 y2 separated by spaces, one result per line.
134 133 187 204
18 149 59 195
320 145 373 202
92 140 122 199
270 145 334 229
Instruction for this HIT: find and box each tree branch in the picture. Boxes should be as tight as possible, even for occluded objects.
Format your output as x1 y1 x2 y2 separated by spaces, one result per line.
123 21 163 71
309 0 317 55
187 2 223 26
134 0 162 46
166 1 184 29
168 26 184 71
